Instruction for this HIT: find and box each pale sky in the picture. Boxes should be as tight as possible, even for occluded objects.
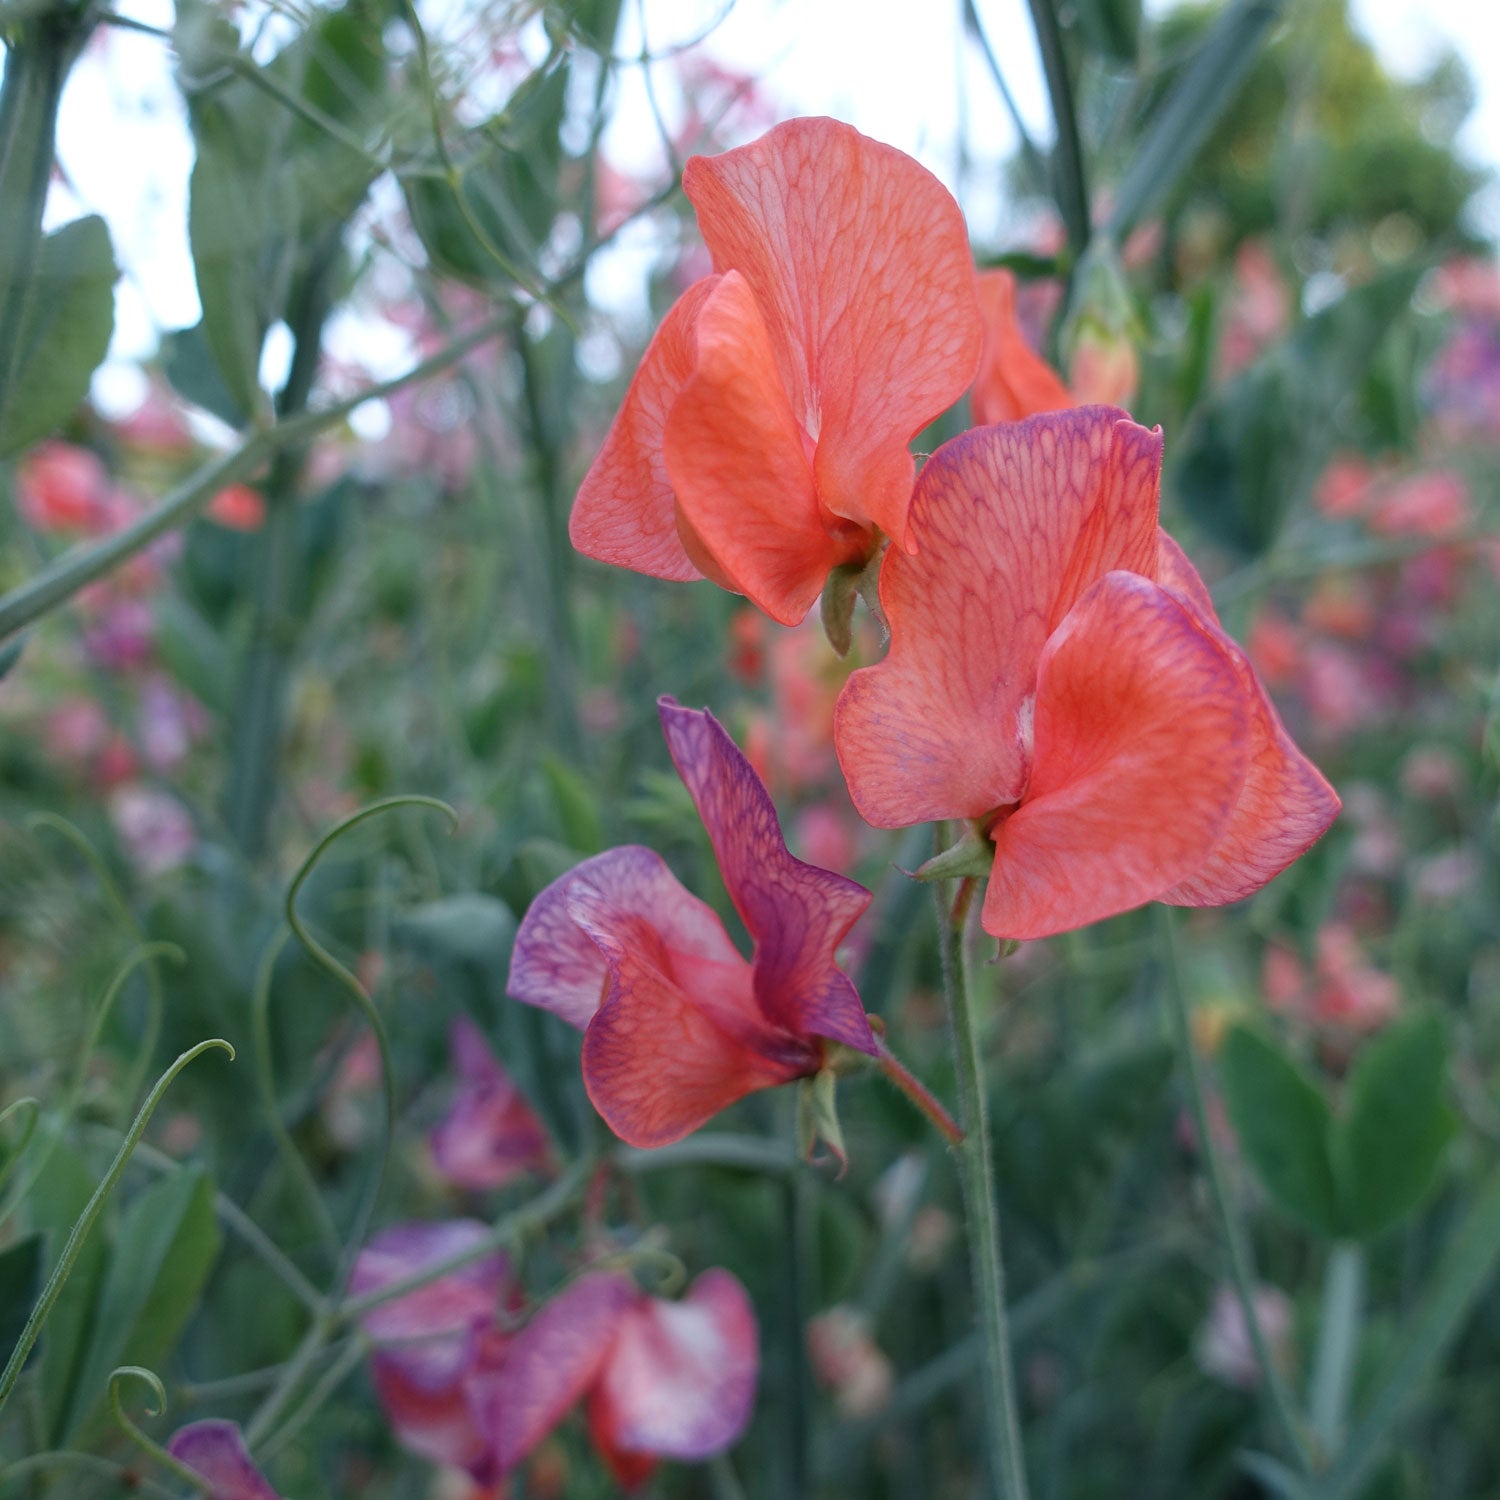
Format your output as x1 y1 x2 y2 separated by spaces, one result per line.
31 0 1500 401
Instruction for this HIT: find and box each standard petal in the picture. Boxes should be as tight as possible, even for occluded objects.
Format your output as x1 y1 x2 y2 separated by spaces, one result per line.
167 1422 279 1500
351 1220 507 1347
590 1269 760 1461
664 272 853 625
835 411 1163 827
658 698 875 1054
489 1271 637 1473
508 846 741 1030
576 895 802 1147
569 277 718 581
683 117 981 548
429 1020 552 1191
971 268 1075 425
984 572 1251 939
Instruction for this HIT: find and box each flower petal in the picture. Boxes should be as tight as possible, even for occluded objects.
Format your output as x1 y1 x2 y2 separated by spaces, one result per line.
835 411 1163 827
508 846 742 1031
1151 539 1340 904
658 698 875 1054
984 571 1251 939
489 1271 637 1474
971 268 1075 425
569 277 718 582
429 1019 552 1192
167 1422 279 1500
664 271 851 624
591 1269 760 1461
683 117 981 548
576 890 801 1147
369 1331 501 1478
351 1220 508 1346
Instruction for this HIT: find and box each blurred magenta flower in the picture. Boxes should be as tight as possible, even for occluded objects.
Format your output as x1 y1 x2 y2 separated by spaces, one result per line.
508 698 875 1147
167 1422 279 1499
570 116 982 624
428 1018 552 1191
835 408 1340 940
483 1268 758 1489
352 1220 514 1482
138 674 208 772
108 785 196 876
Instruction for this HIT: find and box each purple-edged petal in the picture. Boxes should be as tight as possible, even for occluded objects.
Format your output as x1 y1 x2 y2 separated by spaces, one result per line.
507 846 743 1031
369 1327 505 1478
657 698 875 1054
430 1018 552 1191
351 1220 507 1346
489 1271 638 1473
167 1422 278 1500
590 1269 760 1461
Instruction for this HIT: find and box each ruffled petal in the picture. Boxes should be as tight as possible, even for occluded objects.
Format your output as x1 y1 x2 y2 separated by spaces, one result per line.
507 846 742 1031
835 411 1163 827
1151 535 1340 904
167 1422 279 1500
664 272 852 625
351 1220 508 1347
369 1335 497 1477
429 1019 552 1192
971 268 1075 425
569 277 718 581
489 1271 637 1473
683 117 981 548
984 571 1251 939
658 698 875 1054
590 1269 759 1461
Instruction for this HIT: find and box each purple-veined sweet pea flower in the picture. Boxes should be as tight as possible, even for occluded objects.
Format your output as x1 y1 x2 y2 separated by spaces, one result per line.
351 1221 514 1484
428 1018 553 1192
507 697 876 1148
483 1268 759 1489
167 1422 279 1499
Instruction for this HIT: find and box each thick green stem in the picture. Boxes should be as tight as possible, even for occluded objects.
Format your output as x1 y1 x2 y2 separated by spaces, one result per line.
1309 1243 1364 1461
936 880 1031 1500
1024 0 1090 263
1156 906 1314 1473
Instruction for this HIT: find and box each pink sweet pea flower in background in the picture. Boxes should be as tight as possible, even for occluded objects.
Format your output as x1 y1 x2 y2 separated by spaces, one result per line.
1263 924 1399 1040
206 482 267 531
14 441 112 532
109 785 196 876
1196 1284 1295 1391
1367 469 1471 539
484 1268 758 1490
167 1422 279 1499
352 1221 515 1483
834 407 1340 941
570 116 983 625
428 1018 553 1191
508 698 875 1147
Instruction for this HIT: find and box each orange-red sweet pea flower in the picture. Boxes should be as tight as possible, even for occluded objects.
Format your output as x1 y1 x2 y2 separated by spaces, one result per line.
507 698 875 1147
833 407 1340 942
569 116 982 625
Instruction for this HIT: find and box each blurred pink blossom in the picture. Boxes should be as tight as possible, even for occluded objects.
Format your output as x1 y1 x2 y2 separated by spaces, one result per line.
806 1305 894 1419
109 785 196 876
1263 924 1399 1038
15 442 111 532
1196 1283 1294 1390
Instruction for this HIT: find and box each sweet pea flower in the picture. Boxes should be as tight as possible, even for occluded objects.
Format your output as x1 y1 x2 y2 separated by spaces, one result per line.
428 1017 552 1191
569 116 983 625
508 698 875 1147
167 1422 279 1499
1196 1283 1295 1391
352 1220 515 1481
14 441 112 532
483 1268 758 1489
834 408 1339 941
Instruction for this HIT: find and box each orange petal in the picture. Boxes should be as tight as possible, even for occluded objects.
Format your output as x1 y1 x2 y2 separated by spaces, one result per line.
835 411 1162 827
984 572 1251 940
1153 533 1341 905
569 277 719 582
684 117 981 549
971 269 1075 425
664 271 853 625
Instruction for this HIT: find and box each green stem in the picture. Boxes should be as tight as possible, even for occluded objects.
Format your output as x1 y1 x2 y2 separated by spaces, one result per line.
1156 907 1314 1473
937 879 1030 1500
108 1366 212 1496
1304 1163 1500 1500
1023 0 1090 262
0 1038 234 1416
1308 1243 1364 1462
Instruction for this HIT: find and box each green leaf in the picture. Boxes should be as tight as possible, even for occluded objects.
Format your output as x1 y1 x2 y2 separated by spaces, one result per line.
64 1165 221 1440
0 634 25 681
396 893 517 978
1218 1025 1340 1237
1336 1013 1455 1240
541 753 604 855
0 1235 43 1372
1073 0 1140 63
1110 0 1285 239
1172 265 1422 556
163 320 252 428
0 215 117 457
